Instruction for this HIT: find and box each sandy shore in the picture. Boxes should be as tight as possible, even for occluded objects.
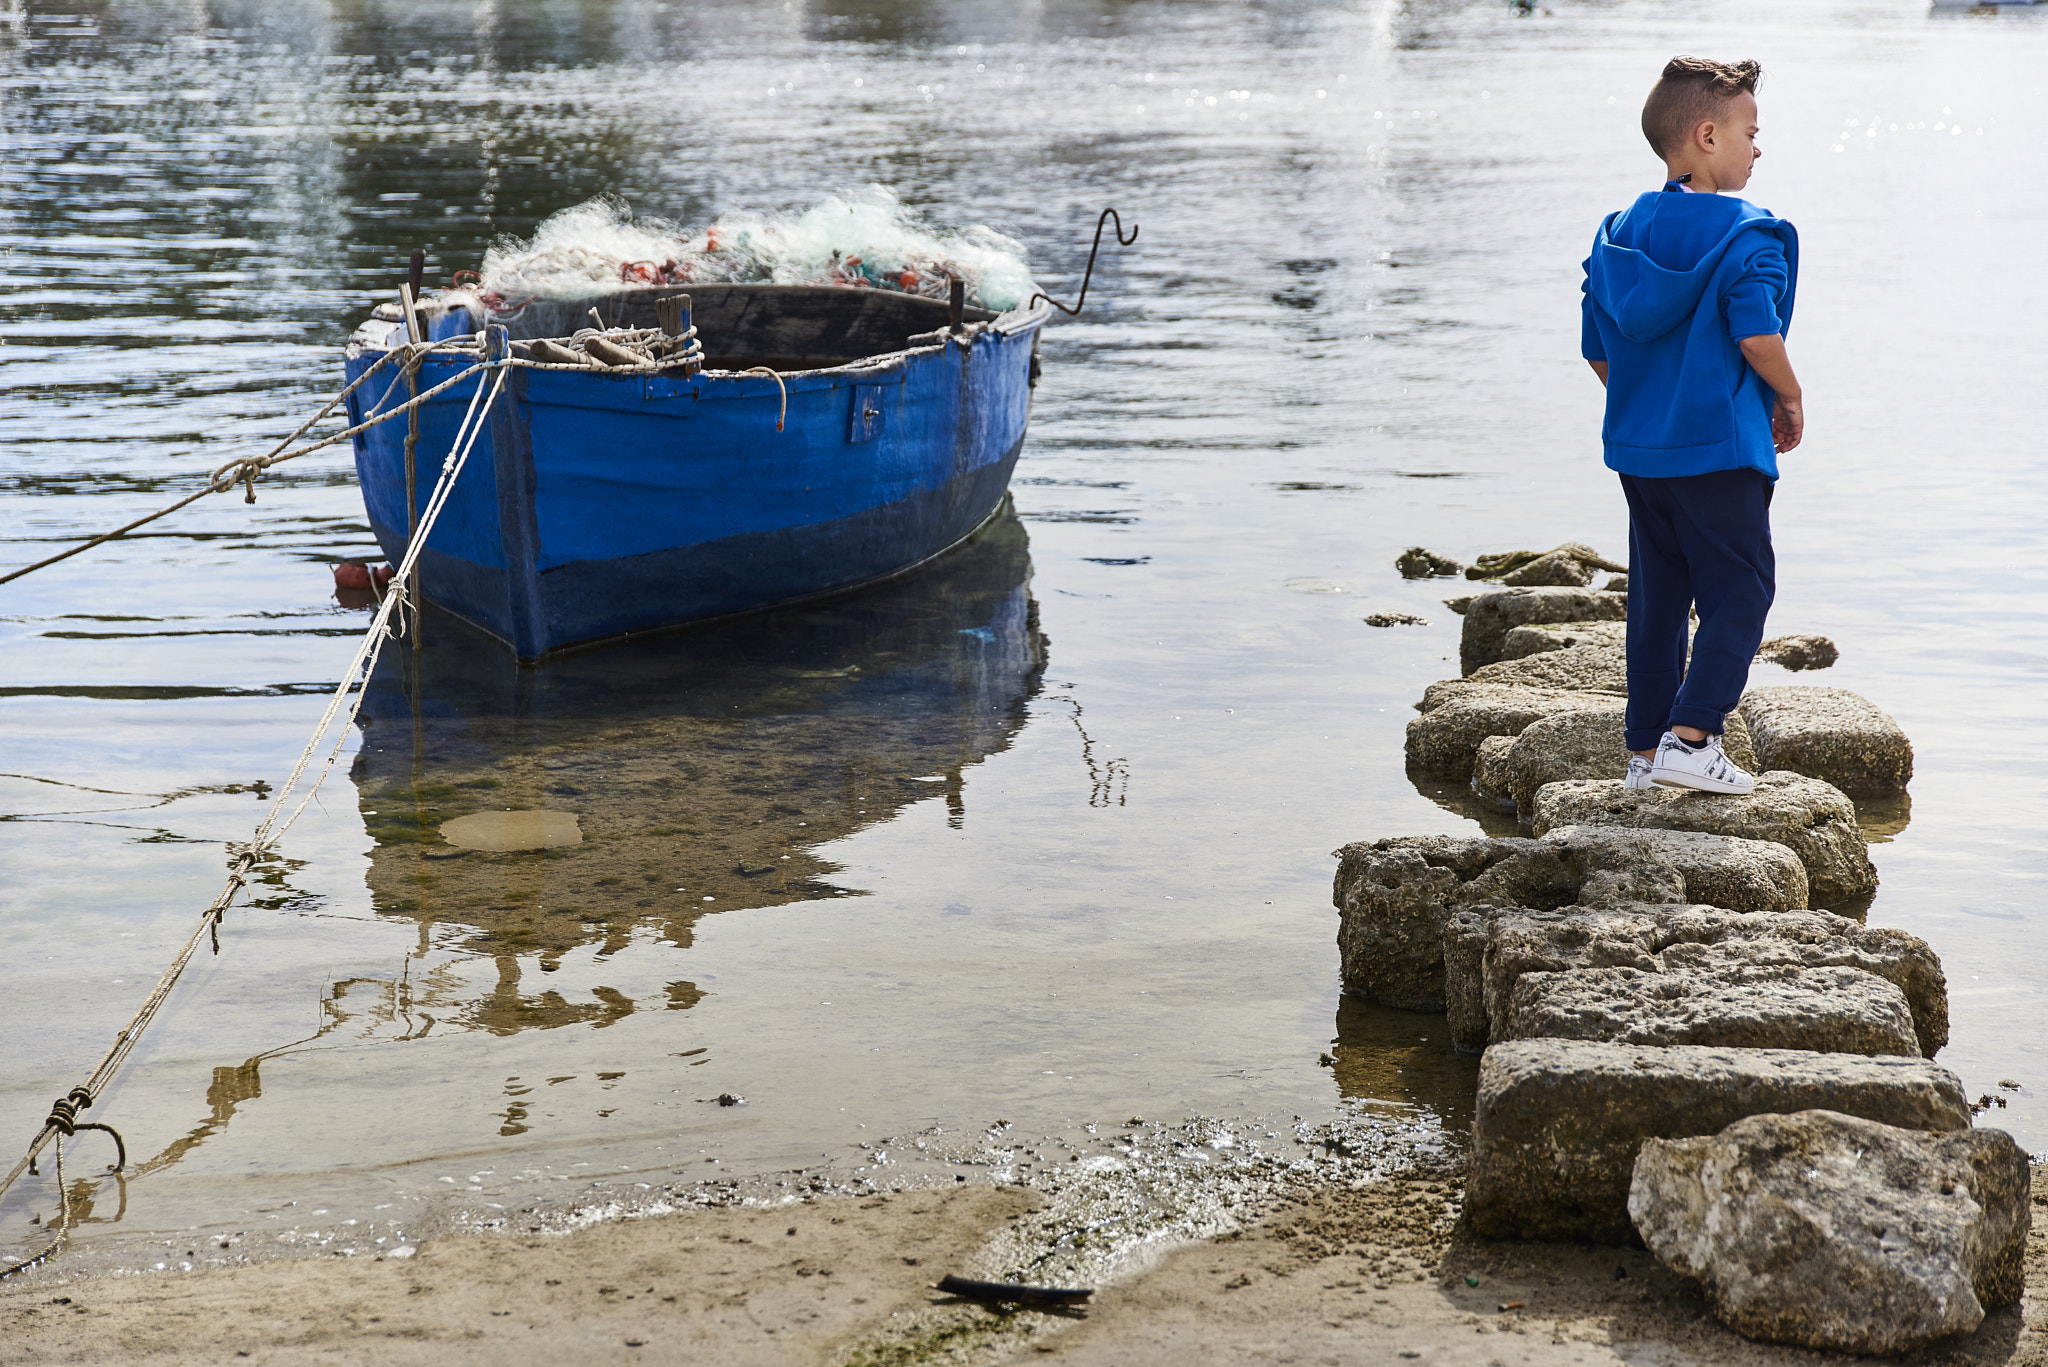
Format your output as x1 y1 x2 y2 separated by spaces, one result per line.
4 1162 2041 1366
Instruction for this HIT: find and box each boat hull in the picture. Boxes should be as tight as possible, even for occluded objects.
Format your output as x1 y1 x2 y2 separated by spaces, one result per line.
345 292 1045 659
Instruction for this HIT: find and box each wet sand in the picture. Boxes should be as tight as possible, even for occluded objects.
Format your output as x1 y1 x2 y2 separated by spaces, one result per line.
5 1163 2040 1366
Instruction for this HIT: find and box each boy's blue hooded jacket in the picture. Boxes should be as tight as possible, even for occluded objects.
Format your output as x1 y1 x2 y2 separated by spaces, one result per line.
1581 189 1797 480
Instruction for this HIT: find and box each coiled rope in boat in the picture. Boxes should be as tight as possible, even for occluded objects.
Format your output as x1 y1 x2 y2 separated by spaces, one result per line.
0 337 530 1279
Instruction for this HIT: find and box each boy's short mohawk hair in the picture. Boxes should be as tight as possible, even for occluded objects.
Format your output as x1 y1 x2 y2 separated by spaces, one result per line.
1642 56 1762 158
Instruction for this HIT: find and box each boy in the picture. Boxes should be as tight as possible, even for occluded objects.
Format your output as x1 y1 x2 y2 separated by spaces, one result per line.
1582 56 1802 796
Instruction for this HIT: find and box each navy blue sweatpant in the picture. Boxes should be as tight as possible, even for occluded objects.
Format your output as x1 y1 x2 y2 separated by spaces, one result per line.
1620 469 1776 753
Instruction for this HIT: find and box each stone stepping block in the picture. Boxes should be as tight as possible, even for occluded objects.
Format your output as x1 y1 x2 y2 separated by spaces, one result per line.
1630 1110 2029 1354
1530 772 1876 910
1406 685 1616 779
1465 1040 1970 1244
1497 707 1759 813
1470 734 1518 810
1443 904 1947 1057
1332 829 1808 1011
1460 586 1626 675
1466 642 1627 696
1500 618 1628 660
1737 686 1913 794
1503 962 1921 1056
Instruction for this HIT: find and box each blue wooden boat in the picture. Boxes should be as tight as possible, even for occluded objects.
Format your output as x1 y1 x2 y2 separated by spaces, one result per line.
343 284 1050 660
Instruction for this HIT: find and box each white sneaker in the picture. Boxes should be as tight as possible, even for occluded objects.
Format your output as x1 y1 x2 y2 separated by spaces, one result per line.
1649 731 1755 796
1624 756 1655 790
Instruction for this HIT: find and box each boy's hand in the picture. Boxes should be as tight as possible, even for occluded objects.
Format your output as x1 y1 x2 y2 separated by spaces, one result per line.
1738 334 1804 456
1771 396 1804 453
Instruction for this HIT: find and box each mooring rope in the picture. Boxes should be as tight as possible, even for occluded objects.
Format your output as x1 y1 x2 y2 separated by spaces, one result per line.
0 350 511 1279
0 320 711 590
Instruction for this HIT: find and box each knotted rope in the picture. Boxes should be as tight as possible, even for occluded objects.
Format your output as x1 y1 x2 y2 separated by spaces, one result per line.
0 349 510 1278
0 318 714 589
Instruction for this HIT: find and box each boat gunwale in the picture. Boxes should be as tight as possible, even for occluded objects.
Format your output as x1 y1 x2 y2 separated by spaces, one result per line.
344 288 1053 391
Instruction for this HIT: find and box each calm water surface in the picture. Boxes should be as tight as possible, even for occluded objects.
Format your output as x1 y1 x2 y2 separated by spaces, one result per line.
3 0 2045 1268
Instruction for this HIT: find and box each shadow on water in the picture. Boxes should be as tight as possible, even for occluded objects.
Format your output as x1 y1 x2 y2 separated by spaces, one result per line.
1328 995 1479 1146
348 508 1046 1037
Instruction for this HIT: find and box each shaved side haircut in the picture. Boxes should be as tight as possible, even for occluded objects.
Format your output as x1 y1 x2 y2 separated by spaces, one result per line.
1642 57 1763 158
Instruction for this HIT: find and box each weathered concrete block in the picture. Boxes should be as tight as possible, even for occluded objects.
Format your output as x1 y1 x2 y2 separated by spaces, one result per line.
1500 619 1628 661
1630 1111 2031 1353
1470 645 1627 697
1467 1041 1970 1244
1530 771 1876 908
1449 904 1948 1056
1560 826 1806 912
1331 838 1472 1011
1737 686 1913 794
1334 829 1807 1009
1442 908 1491 1050
1504 710 1758 812
1502 963 1921 1056
1470 735 1517 810
1406 686 1613 778
1460 587 1626 674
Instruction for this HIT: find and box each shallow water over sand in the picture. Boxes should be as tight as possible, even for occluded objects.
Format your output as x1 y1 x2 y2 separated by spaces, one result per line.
2 0 2045 1269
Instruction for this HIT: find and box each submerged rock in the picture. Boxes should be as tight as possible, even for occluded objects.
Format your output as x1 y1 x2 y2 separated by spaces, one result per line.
440 810 583 851
1755 633 1838 671
1446 904 1948 1056
1363 611 1428 627
1466 1041 1970 1244
1395 546 1464 579
1460 587 1627 674
1629 1111 2031 1353
1332 829 1807 1009
1738 687 1913 794
1499 619 1628 660
1530 771 1876 909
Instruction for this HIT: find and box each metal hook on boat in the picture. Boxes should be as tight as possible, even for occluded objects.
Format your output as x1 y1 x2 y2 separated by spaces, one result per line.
1028 208 1138 317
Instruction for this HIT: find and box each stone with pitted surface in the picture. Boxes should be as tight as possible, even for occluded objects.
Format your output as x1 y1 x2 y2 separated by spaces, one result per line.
1530 771 1876 909
1460 587 1627 674
1737 686 1913 794
1332 829 1807 1009
1501 962 1921 1057
1502 708 1759 813
1405 685 1613 778
1443 903 1947 1056
1629 1110 2030 1354
1466 1041 1970 1244
1500 618 1628 660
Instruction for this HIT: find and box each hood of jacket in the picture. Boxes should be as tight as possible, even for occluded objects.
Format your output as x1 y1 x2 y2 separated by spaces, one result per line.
1584 191 1796 346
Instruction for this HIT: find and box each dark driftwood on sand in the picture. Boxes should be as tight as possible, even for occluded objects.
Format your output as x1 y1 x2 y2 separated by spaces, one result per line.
936 1274 1093 1307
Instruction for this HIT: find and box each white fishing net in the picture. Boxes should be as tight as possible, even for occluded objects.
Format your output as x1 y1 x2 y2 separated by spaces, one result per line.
465 187 1037 315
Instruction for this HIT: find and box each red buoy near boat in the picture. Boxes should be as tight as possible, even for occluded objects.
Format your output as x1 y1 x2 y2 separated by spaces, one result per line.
332 560 396 592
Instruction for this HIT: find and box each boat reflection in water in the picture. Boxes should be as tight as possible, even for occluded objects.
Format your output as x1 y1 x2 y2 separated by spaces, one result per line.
350 507 1045 1036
